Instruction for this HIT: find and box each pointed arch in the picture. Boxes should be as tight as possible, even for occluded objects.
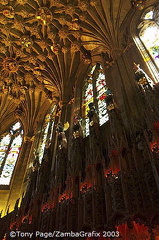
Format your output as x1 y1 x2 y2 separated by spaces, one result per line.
131 3 159 82
139 5 159 67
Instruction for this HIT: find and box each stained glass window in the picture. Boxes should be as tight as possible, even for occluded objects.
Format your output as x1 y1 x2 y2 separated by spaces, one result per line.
83 64 109 137
137 5 159 78
96 66 109 126
83 82 93 137
0 122 23 185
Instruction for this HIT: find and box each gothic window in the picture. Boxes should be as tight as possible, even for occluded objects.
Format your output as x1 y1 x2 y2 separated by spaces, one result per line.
137 5 159 80
0 122 23 186
83 76 93 137
83 64 109 137
38 106 55 163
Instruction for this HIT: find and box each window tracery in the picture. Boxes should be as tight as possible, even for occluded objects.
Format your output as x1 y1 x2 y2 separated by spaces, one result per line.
83 79 93 137
38 106 55 163
82 64 109 137
0 122 23 185
96 66 109 126
137 5 159 80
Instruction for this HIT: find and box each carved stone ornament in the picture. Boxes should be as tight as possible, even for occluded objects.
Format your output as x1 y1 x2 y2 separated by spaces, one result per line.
2 57 19 73
24 135 35 142
131 0 146 10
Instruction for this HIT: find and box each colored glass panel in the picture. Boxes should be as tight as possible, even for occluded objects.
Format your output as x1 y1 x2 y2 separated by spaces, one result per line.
143 10 154 19
83 64 109 136
96 71 109 126
0 122 23 185
139 7 159 68
83 81 93 137
38 107 55 163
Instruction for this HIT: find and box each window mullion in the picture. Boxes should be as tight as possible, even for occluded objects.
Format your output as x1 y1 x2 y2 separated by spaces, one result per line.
0 137 14 177
92 71 98 112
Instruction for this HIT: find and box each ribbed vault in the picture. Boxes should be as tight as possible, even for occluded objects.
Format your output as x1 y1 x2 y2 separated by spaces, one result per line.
0 0 138 133
0 0 133 95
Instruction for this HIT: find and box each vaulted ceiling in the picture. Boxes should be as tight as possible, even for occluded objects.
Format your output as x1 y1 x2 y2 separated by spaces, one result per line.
0 0 142 133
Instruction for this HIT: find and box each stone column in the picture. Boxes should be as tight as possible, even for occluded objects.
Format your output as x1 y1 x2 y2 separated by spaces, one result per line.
4 137 34 214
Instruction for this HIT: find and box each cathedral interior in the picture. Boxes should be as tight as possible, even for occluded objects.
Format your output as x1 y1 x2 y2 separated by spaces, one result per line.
0 0 159 239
